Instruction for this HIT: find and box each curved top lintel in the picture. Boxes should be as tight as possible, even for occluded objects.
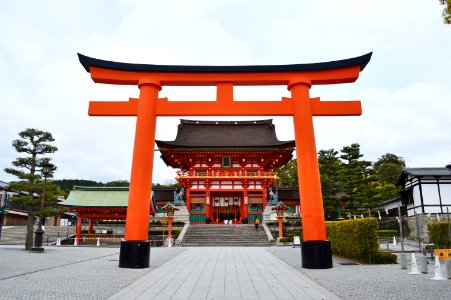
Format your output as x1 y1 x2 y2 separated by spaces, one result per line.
77 52 372 74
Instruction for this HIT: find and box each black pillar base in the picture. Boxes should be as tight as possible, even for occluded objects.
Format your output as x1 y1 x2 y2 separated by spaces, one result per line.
30 246 44 253
301 240 333 269
119 240 150 269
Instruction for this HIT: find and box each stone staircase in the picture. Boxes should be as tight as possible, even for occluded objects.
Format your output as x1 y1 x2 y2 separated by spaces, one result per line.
181 224 270 247
0 226 76 245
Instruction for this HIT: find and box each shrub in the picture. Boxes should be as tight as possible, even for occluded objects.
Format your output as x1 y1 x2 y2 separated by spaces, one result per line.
288 230 303 241
372 252 397 264
428 222 451 248
279 237 291 243
326 218 380 263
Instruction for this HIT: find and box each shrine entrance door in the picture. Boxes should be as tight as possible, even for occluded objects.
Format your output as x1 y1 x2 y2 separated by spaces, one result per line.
211 193 241 224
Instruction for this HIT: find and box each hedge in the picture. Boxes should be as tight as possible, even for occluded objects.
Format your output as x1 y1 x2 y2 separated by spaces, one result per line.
428 222 451 249
278 230 303 243
326 218 393 264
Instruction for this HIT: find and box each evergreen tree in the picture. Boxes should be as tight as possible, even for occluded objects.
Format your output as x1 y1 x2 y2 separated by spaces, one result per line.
339 143 373 213
4 129 58 250
274 158 298 187
318 149 343 220
439 0 451 24
373 153 406 185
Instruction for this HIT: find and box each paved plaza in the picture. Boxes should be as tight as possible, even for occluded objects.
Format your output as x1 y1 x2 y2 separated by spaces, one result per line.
0 245 450 300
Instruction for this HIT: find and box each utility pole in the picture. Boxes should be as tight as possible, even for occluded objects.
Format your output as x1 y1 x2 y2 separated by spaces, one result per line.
398 203 406 269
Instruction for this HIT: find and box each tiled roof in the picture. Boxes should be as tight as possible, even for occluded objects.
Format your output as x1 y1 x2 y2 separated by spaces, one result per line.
156 119 295 149
403 168 451 177
275 188 300 201
59 187 129 208
59 186 174 208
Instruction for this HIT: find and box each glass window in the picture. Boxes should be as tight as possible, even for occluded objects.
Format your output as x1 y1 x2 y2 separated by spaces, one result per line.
222 156 231 167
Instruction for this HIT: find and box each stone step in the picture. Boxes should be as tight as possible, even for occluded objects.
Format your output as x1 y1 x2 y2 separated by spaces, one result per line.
181 224 269 247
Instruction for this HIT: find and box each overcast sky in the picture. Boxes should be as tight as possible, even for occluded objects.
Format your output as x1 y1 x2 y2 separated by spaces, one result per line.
0 0 450 184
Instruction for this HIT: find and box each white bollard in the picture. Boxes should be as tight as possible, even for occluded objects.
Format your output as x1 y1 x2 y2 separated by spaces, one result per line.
168 238 172 247
56 238 61 246
409 253 421 275
393 236 397 246
431 256 446 280
96 238 100 247
74 238 78 246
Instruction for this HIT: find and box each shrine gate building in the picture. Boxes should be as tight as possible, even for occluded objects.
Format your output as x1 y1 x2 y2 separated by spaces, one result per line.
156 119 295 224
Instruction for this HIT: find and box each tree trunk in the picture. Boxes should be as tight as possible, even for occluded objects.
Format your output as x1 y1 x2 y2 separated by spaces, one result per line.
25 213 34 250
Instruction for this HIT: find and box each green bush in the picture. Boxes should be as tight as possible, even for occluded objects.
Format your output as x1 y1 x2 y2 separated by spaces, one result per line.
375 230 399 238
326 218 380 263
372 252 397 264
279 237 291 243
288 230 303 241
428 222 451 249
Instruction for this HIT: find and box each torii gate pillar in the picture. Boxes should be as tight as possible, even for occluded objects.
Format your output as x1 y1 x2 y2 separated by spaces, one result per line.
290 79 331 268
78 52 372 269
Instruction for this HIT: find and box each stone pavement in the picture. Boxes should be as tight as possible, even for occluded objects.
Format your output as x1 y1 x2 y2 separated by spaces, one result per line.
109 247 338 300
0 244 450 300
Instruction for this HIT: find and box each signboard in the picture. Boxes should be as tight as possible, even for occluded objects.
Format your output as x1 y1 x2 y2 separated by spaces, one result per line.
293 236 301 247
434 249 451 260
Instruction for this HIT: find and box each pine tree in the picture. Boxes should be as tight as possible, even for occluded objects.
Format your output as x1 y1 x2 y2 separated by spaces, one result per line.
318 149 343 220
4 129 58 250
339 143 373 213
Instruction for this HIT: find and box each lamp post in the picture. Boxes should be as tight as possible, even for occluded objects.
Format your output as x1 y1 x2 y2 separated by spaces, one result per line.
272 201 288 239
162 202 179 246
31 163 52 252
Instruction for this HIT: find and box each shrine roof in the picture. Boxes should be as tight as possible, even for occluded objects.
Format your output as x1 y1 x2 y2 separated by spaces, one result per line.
59 186 129 208
78 52 372 73
59 186 174 208
156 119 295 149
276 188 300 201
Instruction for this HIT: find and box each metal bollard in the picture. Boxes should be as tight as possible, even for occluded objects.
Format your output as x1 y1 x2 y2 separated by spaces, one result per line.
400 253 407 269
446 260 451 279
421 256 428 274
386 240 389 250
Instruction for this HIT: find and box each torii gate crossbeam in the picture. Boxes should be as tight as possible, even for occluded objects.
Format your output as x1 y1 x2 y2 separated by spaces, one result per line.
78 52 372 270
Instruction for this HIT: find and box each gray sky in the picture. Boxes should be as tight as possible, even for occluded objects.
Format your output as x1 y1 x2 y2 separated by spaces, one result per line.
1 0 450 184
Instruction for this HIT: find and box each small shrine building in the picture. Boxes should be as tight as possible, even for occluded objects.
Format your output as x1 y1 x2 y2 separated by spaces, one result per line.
156 119 295 224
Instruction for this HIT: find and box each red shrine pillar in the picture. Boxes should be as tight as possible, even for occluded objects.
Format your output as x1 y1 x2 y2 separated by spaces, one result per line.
206 189 211 222
262 187 268 208
76 216 82 245
119 78 160 269
186 188 191 212
289 78 332 269
242 188 249 222
88 219 93 234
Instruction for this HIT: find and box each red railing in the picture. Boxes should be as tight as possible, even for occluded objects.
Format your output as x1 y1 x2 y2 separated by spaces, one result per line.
176 170 277 178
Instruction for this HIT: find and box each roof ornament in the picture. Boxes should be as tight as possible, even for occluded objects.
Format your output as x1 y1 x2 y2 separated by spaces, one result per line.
173 188 185 206
268 187 279 205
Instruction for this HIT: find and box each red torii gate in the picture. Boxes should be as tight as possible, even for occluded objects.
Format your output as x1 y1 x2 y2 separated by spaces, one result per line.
78 52 372 269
